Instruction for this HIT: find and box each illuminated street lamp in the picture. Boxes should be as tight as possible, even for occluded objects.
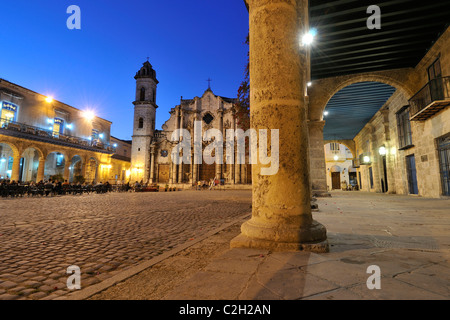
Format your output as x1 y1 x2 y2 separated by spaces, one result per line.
379 146 387 156
301 28 317 46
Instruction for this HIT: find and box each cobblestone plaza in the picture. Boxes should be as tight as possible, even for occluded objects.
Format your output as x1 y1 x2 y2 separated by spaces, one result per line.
0 190 252 300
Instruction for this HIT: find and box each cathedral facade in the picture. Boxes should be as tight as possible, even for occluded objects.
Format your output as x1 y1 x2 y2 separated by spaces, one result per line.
130 61 252 186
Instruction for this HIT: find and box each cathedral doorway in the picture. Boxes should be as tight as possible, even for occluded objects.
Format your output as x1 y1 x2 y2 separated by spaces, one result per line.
199 161 215 181
158 164 170 183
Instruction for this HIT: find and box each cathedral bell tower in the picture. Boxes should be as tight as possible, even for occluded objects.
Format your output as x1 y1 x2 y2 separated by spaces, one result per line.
131 61 159 183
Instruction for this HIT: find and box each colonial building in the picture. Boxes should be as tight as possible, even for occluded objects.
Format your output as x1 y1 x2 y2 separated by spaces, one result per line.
311 26 450 199
0 79 131 184
323 142 357 191
130 61 251 186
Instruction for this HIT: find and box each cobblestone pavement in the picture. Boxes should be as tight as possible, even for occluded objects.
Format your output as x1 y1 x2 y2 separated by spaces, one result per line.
0 190 252 300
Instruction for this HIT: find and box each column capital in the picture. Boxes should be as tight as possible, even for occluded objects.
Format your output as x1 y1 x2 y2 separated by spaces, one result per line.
307 119 326 128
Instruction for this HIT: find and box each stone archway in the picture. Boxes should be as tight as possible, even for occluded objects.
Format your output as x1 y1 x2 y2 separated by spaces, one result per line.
85 157 99 184
20 147 43 182
307 68 419 197
44 151 67 181
69 155 83 183
308 68 418 121
0 141 21 181
324 140 356 159
0 142 18 180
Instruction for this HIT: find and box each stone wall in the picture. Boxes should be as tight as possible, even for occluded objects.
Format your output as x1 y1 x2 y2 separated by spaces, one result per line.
353 27 450 198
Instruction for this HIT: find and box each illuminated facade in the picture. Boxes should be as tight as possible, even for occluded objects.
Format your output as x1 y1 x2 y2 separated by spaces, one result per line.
130 61 252 186
0 79 130 184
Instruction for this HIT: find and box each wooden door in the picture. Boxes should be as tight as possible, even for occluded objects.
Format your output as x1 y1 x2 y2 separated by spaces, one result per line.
331 172 341 190
158 164 170 183
199 162 215 182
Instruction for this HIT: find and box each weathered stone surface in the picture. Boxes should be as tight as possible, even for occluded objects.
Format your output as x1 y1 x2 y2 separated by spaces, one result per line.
232 0 328 253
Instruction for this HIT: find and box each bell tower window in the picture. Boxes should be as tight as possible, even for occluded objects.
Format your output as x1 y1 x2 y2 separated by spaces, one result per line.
138 117 144 129
140 87 146 101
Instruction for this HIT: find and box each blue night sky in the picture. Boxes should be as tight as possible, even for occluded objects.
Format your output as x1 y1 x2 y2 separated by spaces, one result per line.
0 1 249 140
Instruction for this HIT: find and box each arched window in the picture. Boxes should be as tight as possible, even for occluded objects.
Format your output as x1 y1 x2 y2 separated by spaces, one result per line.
138 117 144 129
140 87 146 101
152 90 156 102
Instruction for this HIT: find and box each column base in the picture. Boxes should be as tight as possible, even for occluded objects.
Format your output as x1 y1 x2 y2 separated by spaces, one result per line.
230 219 329 253
312 190 332 197
230 233 329 253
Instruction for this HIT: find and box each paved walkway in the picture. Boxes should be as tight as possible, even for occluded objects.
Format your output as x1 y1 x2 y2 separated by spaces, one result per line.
89 191 449 300
0 190 252 300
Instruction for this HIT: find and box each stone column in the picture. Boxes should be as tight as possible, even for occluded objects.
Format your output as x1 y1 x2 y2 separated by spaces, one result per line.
171 107 180 185
234 110 241 184
96 163 101 183
216 109 224 180
81 160 87 181
234 160 241 184
11 153 21 182
189 150 193 184
149 149 155 184
63 161 72 182
178 109 184 183
230 111 236 184
231 0 328 252
308 120 330 197
192 150 198 184
36 158 46 182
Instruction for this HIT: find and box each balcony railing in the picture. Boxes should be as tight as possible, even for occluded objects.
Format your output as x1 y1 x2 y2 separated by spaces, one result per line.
409 76 450 121
0 118 116 153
